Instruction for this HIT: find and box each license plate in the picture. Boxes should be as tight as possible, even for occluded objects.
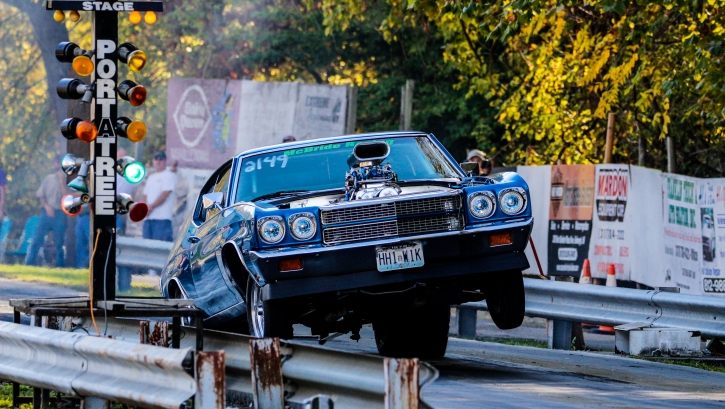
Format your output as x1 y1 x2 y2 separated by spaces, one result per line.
376 242 424 272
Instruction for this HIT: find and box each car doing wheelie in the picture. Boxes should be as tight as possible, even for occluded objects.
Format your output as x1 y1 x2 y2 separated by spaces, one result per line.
160 131 532 359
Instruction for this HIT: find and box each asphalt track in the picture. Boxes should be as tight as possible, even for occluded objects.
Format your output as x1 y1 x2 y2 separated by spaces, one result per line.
2 278 725 408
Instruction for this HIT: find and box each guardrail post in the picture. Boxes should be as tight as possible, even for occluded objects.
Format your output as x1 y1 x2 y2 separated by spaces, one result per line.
196 351 225 409
385 358 419 409
249 338 284 409
548 320 572 350
457 308 477 338
140 320 169 347
81 397 109 409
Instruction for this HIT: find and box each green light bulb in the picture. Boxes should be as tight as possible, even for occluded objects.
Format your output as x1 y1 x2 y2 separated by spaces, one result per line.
124 161 146 184
67 176 88 193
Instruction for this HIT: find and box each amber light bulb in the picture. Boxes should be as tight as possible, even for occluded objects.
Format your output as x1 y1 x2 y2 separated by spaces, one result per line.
144 11 157 24
129 10 141 24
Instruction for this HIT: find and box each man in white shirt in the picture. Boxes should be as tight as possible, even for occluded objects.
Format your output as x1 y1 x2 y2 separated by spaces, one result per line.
141 151 177 241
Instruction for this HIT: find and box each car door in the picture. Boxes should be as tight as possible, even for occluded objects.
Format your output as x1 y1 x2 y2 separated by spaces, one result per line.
187 161 241 317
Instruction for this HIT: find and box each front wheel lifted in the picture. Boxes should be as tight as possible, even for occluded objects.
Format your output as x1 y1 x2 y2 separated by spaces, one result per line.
245 276 293 339
484 270 525 330
373 300 450 359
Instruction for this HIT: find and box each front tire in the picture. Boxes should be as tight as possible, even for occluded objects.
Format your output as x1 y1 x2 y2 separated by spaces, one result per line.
245 276 293 339
373 300 450 359
484 270 525 330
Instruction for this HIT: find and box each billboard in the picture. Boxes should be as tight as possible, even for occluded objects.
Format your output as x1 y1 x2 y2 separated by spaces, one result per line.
167 78 352 169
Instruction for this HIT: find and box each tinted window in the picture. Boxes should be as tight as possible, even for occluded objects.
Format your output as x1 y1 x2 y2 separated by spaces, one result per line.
195 163 232 224
236 136 460 202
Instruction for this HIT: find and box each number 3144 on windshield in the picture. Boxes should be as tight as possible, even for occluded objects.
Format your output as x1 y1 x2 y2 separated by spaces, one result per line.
245 155 289 172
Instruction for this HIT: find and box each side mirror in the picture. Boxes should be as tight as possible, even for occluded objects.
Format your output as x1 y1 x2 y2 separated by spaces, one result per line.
202 192 224 212
460 162 479 175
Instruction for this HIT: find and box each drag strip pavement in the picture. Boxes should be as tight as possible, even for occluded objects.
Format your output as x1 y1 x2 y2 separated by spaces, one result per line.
296 327 725 409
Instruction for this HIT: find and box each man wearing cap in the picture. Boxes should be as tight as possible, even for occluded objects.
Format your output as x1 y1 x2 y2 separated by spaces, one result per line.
26 160 68 266
141 151 177 242
282 135 296 143
466 149 492 176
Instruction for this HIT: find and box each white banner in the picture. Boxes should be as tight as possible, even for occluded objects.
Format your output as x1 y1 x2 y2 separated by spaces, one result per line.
699 178 725 297
587 165 633 281
516 166 550 276
661 173 701 294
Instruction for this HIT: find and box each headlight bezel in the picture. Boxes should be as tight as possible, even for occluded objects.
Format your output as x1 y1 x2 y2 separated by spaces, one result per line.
498 187 527 215
257 216 285 244
288 212 317 241
468 191 497 219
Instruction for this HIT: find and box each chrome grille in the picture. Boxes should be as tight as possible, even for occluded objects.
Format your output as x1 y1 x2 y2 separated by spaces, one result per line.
396 195 461 216
321 202 396 225
323 220 398 245
398 214 464 236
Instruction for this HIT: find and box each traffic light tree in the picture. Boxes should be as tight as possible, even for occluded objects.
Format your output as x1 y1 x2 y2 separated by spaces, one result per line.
49 1 162 301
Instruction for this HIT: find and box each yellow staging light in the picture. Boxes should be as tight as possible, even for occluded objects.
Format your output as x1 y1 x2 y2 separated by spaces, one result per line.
126 120 147 142
76 120 98 142
54 10 65 22
129 10 141 24
69 10 81 22
72 55 94 77
128 50 147 72
145 11 157 24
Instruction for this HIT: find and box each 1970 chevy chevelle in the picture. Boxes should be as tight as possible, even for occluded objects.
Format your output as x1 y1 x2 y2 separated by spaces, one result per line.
161 131 532 358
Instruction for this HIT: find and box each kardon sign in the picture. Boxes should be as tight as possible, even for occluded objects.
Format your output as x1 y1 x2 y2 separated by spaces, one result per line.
596 168 628 222
172 85 211 148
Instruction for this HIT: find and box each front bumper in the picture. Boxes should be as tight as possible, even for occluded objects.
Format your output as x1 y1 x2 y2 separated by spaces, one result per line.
248 218 533 300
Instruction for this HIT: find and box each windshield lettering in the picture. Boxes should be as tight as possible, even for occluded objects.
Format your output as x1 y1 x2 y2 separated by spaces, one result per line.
244 154 288 172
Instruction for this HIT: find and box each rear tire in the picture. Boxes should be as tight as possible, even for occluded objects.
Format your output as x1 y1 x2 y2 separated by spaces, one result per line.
485 270 525 330
246 276 293 339
373 300 450 359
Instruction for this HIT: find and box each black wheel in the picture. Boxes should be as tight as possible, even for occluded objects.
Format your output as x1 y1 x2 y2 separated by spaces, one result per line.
168 283 195 327
373 300 450 359
484 270 525 330
245 275 293 339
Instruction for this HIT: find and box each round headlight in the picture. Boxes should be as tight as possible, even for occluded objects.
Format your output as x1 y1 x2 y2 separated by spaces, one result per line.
289 213 317 241
258 217 285 244
468 191 496 219
499 188 527 215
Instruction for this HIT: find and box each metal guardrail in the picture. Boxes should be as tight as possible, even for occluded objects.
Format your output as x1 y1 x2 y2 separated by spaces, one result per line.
461 278 725 339
0 321 196 409
116 236 172 270
63 316 438 409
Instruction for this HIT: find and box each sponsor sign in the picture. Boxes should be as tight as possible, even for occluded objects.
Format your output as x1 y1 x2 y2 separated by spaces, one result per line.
547 165 595 276
661 174 702 294
588 165 632 280
699 179 725 296
167 78 242 169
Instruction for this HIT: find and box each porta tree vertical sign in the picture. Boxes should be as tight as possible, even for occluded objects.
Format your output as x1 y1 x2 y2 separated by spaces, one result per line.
49 1 162 301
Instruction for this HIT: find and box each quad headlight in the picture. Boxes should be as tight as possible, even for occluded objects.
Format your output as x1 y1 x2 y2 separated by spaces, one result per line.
498 188 527 215
258 216 285 244
289 212 317 241
468 191 496 219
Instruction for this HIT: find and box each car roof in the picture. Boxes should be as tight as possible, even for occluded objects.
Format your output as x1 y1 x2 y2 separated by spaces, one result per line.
236 131 429 158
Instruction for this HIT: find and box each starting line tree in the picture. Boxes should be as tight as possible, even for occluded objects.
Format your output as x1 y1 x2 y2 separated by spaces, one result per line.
48 0 163 301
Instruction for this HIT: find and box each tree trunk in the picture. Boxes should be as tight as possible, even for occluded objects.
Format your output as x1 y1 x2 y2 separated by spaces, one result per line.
4 0 70 152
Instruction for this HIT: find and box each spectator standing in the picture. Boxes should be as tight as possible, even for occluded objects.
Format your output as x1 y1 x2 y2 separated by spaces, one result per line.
142 151 177 242
74 197 90 268
0 160 7 222
282 135 296 143
26 166 68 267
466 149 492 176
170 160 190 240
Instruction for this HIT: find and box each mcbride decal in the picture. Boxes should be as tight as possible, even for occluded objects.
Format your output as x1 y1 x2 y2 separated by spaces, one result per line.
596 169 628 222
82 2 135 11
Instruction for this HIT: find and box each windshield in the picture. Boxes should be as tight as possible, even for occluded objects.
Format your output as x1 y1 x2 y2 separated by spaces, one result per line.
235 136 461 202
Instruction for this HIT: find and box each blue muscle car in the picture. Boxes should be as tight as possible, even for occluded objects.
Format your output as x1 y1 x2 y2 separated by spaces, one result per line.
161 131 532 358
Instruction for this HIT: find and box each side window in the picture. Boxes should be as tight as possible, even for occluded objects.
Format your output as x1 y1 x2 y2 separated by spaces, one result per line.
194 162 232 225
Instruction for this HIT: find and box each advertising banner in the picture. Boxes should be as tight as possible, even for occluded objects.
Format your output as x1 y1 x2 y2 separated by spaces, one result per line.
661 174 701 294
167 78 242 169
699 178 725 296
588 165 632 280
547 165 595 276
628 166 665 287
516 166 550 275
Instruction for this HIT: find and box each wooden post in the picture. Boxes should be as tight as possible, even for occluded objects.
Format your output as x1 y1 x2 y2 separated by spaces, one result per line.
345 85 358 134
399 80 414 131
604 112 615 164
666 136 675 173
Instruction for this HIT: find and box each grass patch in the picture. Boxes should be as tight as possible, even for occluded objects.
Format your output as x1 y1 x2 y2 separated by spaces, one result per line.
0 264 160 296
642 358 725 374
451 334 549 349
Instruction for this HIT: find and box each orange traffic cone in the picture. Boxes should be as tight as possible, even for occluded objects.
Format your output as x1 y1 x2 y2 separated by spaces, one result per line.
580 259 596 329
579 259 592 285
598 263 617 334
